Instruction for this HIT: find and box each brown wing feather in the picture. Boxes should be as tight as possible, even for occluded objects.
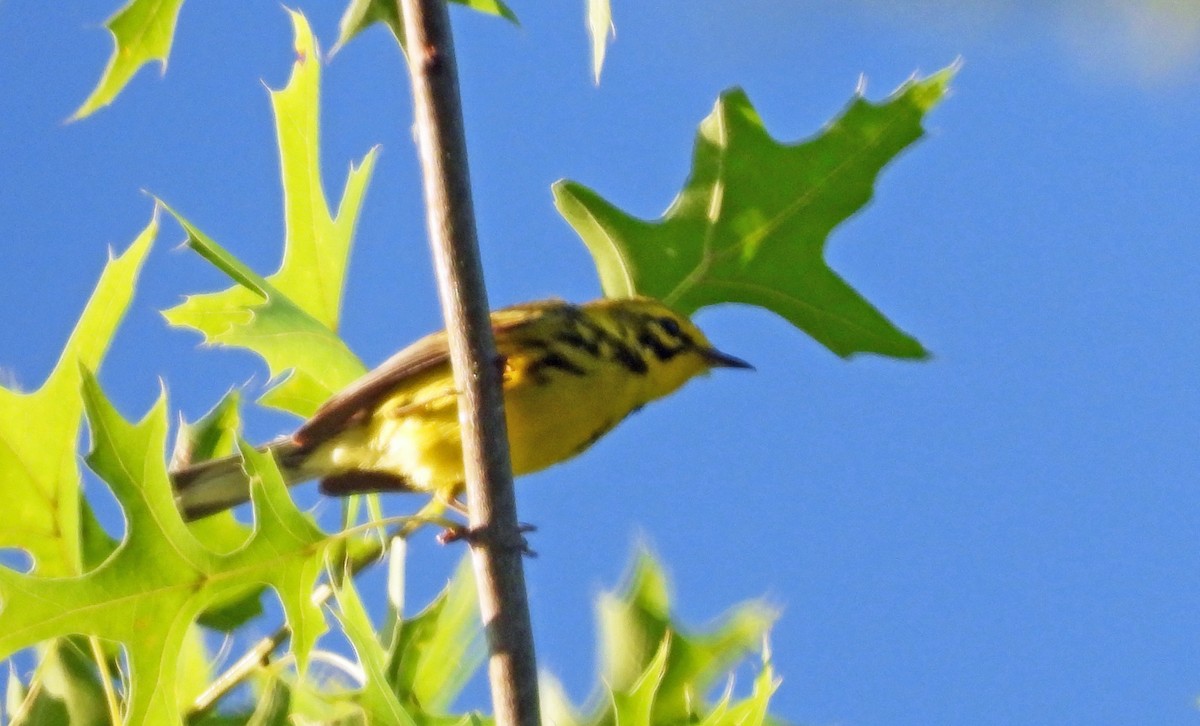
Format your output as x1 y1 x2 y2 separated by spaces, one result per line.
292 300 567 450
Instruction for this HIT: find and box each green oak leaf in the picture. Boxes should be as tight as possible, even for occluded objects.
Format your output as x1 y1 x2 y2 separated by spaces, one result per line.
161 207 365 417
382 553 482 713
554 66 956 359
163 11 373 417
329 574 415 725
211 665 359 724
6 638 111 726
538 677 585 726
0 215 154 577
73 0 186 120
597 551 777 723
701 656 781 726
169 389 273 629
610 635 669 725
0 371 334 725
334 0 518 53
587 0 613 83
326 548 481 722
541 549 780 726
170 388 241 471
170 391 252 555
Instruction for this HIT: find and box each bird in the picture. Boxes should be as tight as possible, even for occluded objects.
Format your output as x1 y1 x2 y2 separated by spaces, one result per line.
171 296 752 521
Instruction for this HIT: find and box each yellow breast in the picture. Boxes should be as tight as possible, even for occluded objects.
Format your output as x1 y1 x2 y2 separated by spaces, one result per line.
309 345 646 498
303 297 721 500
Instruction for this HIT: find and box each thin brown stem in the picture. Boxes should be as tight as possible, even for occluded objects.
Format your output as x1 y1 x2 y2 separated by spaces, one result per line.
395 1 541 725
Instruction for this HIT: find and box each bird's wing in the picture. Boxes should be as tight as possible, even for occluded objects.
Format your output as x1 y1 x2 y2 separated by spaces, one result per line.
293 301 565 450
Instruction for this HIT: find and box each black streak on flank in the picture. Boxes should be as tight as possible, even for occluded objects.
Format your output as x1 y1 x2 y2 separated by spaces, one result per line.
611 343 649 375
555 328 601 357
573 417 618 455
529 351 588 379
576 314 649 375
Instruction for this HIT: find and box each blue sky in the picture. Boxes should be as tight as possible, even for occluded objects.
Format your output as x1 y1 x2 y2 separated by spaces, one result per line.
2 2 1199 724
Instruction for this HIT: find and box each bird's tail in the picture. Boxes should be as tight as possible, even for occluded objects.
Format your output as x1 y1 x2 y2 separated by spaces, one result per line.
171 439 310 521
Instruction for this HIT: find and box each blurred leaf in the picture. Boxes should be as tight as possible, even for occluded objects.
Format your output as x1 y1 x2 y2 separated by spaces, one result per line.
555 66 956 359
5 666 25 720
175 625 214 713
169 389 267 628
709 656 780 726
170 389 241 470
325 551 482 722
189 671 295 726
329 573 414 725
609 636 669 725
8 639 110 726
384 555 482 713
0 373 335 724
587 0 613 83
561 548 779 725
72 0 186 120
163 11 372 417
334 0 518 53
0 214 154 577
538 674 585 726
237 665 367 725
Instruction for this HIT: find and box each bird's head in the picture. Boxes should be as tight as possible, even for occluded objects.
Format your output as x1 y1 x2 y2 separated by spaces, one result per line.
594 297 753 401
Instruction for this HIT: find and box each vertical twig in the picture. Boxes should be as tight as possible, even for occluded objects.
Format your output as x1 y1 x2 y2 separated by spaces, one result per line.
395 2 541 726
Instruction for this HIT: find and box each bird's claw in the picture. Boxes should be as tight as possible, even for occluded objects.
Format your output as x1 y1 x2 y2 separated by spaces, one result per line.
437 522 537 557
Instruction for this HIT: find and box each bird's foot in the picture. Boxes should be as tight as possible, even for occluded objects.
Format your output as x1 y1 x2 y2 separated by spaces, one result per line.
437 522 537 557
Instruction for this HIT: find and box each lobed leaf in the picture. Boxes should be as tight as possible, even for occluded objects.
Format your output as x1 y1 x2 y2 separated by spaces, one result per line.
329 574 415 725
170 391 268 627
555 66 957 359
544 548 781 725
0 213 155 577
335 0 518 53
170 388 241 471
163 11 373 418
73 0 186 120
383 555 482 713
0 372 336 724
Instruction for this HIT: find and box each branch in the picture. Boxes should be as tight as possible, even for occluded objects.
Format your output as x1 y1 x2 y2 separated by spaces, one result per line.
395 1 541 725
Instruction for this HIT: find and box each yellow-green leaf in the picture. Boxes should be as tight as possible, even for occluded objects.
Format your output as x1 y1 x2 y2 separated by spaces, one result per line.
587 0 613 83
73 0 186 120
163 11 374 417
0 372 335 724
0 214 155 577
335 0 518 53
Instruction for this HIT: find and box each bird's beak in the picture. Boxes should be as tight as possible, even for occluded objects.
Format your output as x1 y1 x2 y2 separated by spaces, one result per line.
703 348 754 370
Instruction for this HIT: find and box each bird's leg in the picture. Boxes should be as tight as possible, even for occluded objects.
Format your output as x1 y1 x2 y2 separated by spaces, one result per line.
446 496 469 516
398 496 459 539
436 523 537 557
433 487 537 555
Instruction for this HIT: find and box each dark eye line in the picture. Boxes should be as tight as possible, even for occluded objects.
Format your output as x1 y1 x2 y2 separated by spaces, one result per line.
653 315 694 349
638 330 680 362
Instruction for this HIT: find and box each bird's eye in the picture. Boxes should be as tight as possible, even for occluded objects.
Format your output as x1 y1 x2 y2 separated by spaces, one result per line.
657 316 682 338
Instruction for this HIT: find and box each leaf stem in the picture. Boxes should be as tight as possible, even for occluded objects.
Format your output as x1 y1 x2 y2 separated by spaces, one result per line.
394 1 541 725
88 636 122 724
